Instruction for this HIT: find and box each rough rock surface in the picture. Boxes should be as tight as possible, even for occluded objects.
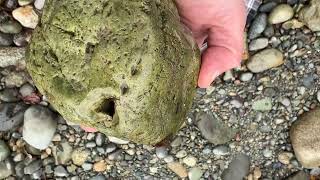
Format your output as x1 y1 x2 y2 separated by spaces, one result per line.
290 108 320 168
26 0 200 144
299 0 320 31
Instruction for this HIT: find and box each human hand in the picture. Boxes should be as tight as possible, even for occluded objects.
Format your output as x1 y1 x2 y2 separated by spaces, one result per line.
175 0 247 88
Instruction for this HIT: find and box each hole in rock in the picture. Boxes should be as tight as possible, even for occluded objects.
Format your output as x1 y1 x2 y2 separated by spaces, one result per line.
98 98 116 118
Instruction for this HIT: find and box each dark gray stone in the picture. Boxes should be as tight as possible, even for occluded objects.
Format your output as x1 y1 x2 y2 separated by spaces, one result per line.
248 13 268 39
24 160 42 174
196 112 237 145
221 154 250 180
0 103 28 131
0 32 13 46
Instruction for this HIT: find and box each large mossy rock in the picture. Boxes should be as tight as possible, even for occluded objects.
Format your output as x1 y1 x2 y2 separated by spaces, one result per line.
26 0 200 144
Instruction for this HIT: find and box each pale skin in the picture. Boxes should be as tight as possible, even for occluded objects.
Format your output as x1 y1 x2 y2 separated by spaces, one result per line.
82 0 247 132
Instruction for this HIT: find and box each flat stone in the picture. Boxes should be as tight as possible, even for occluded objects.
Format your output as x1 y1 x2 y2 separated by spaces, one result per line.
248 13 268 39
0 20 22 34
269 4 294 24
249 38 269 51
23 105 58 150
252 98 272 111
0 103 27 131
247 48 284 73
221 154 250 180
108 136 129 145
290 108 320 168
196 112 237 145
188 167 203 180
212 145 230 156
12 6 39 29
167 162 188 178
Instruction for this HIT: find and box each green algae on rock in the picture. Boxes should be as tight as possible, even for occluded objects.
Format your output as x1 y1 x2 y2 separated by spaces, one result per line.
26 0 200 144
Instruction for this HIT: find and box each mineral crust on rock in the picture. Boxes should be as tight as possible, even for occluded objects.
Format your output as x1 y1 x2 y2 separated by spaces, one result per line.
26 0 200 144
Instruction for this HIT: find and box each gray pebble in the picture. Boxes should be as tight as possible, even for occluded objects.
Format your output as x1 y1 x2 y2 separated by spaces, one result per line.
82 163 93 171
155 146 168 159
0 103 27 131
248 13 268 39
240 72 253 82
13 30 32 46
105 143 117 153
54 165 68 177
259 2 278 13
108 150 123 161
317 91 320 103
221 154 250 180
95 133 105 146
19 83 35 97
263 148 273 158
249 38 269 51
0 32 13 46
212 145 230 156
24 160 42 175
263 26 275 38
85 142 96 148
0 88 20 102
0 20 22 34
90 175 107 180
0 140 10 161
164 155 174 163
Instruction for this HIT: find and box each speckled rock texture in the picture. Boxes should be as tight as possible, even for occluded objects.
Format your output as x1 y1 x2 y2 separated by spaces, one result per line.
290 108 320 168
26 0 200 144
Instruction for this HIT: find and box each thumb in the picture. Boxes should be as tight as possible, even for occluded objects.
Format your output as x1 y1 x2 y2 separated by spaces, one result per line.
198 3 246 88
